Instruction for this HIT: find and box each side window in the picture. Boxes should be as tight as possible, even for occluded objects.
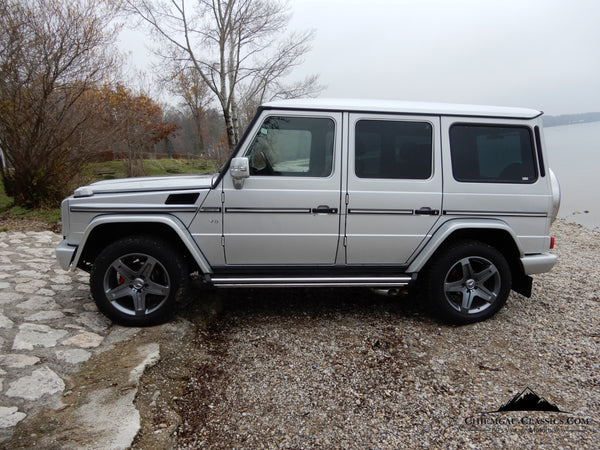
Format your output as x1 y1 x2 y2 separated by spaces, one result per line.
450 124 537 183
245 116 335 177
355 120 433 179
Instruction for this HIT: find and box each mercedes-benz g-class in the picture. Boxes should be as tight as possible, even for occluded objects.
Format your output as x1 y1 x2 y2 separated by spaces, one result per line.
56 99 560 326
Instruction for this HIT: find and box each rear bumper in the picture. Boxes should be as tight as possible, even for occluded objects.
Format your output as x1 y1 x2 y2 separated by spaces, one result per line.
521 253 557 275
55 239 77 271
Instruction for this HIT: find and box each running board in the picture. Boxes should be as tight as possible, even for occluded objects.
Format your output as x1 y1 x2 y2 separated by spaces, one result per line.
209 275 413 288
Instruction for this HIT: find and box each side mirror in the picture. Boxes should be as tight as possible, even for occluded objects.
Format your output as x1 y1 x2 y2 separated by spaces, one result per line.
230 157 249 189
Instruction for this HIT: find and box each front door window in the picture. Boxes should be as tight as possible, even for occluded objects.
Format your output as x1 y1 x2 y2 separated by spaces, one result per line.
245 116 335 177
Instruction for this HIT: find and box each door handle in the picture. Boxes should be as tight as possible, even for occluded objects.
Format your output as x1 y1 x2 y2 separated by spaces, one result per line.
415 207 439 215
312 205 338 214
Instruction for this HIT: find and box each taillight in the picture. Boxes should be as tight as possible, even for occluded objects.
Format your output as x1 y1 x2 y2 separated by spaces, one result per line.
550 236 555 249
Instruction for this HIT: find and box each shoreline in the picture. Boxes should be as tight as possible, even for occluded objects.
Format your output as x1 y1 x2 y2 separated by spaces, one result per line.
557 213 600 232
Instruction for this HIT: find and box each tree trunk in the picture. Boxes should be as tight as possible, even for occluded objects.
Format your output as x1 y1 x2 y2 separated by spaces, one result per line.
231 100 240 146
223 108 237 151
194 110 205 156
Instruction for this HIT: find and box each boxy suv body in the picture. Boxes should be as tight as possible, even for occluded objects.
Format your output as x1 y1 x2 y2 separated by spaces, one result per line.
56 99 560 326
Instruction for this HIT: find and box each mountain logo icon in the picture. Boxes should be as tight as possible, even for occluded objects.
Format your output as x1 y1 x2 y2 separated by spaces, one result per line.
494 387 565 413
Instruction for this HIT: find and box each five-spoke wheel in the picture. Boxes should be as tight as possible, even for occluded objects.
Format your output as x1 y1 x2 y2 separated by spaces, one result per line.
443 255 501 315
90 237 188 326
421 240 511 324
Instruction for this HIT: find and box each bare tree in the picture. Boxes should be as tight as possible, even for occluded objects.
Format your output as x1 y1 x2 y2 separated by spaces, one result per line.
126 0 322 151
0 0 122 207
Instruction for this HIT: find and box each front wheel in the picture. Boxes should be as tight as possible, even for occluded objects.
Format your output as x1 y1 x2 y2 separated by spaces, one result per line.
421 240 511 324
90 237 188 326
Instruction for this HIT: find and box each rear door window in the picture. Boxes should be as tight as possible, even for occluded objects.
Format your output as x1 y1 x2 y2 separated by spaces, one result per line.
355 120 433 179
449 124 537 183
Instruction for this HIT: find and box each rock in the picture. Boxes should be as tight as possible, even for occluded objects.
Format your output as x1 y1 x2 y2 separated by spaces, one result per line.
0 313 13 329
27 311 65 322
61 331 104 349
55 349 92 364
0 354 40 368
129 344 160 386
16 296 59 311
5 366 65 400
0 407 26 429
12 323 68 350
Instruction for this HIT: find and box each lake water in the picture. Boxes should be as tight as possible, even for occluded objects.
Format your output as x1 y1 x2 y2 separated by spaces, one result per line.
545 121 600 230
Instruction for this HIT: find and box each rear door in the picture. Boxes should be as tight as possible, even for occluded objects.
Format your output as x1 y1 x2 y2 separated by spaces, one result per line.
345 113 442 264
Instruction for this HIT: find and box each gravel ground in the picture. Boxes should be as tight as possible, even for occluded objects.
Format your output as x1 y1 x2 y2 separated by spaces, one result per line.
137 219 599 448
4 217 595 448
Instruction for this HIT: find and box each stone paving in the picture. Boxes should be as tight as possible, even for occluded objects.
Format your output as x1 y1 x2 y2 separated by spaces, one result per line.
0 231 111 442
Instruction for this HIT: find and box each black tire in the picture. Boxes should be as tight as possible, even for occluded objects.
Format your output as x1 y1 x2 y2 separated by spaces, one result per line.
90 236 188 326
421 239 511 324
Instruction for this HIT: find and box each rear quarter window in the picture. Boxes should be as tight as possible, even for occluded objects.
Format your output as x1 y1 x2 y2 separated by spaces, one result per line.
449 124 537 183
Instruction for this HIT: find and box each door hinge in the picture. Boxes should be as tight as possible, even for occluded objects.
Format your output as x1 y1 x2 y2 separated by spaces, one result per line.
345 193 349 205
221 236 225 247
221 191 225 203
343 236 347 247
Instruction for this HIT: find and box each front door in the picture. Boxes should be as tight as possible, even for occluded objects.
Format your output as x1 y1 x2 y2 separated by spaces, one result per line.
222 111 343 265
345 113 442 264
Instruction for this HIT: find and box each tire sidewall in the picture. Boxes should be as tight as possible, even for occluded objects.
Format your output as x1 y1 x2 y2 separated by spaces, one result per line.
90 236 187 326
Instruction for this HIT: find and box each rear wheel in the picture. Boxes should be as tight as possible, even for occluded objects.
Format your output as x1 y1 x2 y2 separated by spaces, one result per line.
90 236 188 326
421 240 511 324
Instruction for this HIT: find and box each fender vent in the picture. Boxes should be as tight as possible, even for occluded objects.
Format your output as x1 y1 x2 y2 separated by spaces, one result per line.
165 193 200 205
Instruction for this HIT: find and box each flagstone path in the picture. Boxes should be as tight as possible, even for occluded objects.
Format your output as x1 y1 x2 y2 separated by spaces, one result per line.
0 231 110 441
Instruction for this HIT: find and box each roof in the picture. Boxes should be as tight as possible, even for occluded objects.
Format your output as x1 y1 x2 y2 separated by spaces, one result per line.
261 98 542 119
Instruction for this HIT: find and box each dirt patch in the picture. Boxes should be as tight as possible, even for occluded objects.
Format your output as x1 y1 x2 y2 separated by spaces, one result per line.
130 288 223 449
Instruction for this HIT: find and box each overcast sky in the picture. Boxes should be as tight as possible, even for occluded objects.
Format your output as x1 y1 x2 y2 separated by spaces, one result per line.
121 0 600 115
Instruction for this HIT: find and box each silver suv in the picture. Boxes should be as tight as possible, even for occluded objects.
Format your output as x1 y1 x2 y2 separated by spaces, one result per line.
56 99 560 326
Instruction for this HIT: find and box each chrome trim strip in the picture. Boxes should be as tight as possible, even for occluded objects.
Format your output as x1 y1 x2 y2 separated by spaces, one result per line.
211 276 412 288
225 207 312 214
198 207 222 213
215 282 411 288
348 209 414 215
443 210 548 217
70 205 198 213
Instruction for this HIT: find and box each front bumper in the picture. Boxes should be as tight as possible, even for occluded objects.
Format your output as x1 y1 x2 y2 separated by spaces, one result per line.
55 239 77 271
521 252 558 275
